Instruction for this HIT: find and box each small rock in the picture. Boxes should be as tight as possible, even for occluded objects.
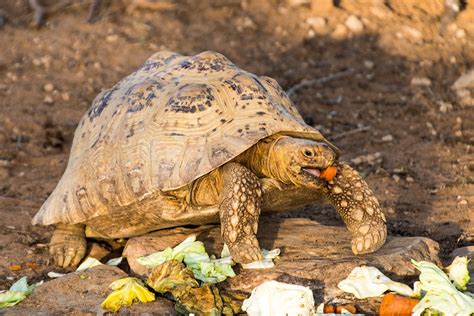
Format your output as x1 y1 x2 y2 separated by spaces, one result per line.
452 69 474 90
381 134 393 142
61 92 70 101
406 176 414 183
392 175 400 183
403 26 422 40
106 34 119 43
363 60 374 69
344 15 364 33
458 199 468 206
351 152 382 166
43 96 54 104
411 77 432 86
307 29 316 39
43 83 54 92
455 28 466 38
306 16 327 33
331 24 348 39
438 101 453 113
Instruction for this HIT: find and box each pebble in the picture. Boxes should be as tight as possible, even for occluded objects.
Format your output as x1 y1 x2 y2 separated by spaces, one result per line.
381 134 393 142
363 60 374 69
452 69 474 90
403 26 422 40
106 34 119 43
351 152 382 165
43 83 54 92
406 176 414 183
458 199 468 206
43 96 54 104
438 101 453 113
455 29 466 38
306 16 327 33
61 92 71 101
411 77 432 86
344 15 364 33
392 175 400 182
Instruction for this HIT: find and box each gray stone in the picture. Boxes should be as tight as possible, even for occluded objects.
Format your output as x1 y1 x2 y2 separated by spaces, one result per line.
124 218 440 302
6 265 176 315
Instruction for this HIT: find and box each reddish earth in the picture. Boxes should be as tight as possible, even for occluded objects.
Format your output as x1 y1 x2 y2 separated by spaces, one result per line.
0 0 472 311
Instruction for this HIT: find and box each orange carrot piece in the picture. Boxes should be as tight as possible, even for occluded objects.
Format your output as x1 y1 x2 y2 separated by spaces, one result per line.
380 293 419 316
320 166 337 181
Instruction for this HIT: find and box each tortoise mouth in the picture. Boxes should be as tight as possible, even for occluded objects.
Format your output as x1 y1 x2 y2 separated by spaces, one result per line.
301 167 321 178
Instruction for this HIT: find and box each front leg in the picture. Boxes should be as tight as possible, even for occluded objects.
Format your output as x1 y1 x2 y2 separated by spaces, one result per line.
50 223 87 268
325 162 387 255
219 162 264 264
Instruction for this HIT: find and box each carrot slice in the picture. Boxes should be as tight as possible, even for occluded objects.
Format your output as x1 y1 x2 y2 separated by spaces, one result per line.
380 293 419 316
320 166 337 181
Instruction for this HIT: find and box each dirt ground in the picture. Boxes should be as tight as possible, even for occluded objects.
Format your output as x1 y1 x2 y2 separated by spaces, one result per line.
0 0 473 308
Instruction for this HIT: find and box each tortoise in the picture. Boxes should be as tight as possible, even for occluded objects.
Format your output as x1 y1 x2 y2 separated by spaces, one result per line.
32 51 387 268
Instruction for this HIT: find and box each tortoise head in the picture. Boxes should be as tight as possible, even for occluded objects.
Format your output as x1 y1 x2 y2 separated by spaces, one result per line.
266 136 337 188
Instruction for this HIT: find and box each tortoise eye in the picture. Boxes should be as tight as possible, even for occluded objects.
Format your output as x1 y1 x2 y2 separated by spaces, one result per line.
303 149 313 157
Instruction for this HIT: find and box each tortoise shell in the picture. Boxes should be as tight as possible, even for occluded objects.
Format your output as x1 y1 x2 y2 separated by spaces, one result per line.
33 51 334 226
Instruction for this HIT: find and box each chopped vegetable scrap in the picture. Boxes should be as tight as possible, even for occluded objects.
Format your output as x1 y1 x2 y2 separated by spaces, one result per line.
241 248 281 269
146 260 245 315
411 259 474 316
320 166 337 181
242 280 315 316
138 236 236 283
446 256 470 291
379 293 419 316
147 260 199 294
0 277 39 309
315 302 355 315
337 266 414 299
47 256 124 278
101 277 155 312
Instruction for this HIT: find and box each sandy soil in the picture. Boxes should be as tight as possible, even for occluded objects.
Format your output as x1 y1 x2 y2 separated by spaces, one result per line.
0 0 472 304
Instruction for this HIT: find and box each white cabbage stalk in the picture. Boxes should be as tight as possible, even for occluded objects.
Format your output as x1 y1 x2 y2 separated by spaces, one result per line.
411 259 474 316
337 266 414 299
242 280 315 316
241 248 281 269
446 256 471 291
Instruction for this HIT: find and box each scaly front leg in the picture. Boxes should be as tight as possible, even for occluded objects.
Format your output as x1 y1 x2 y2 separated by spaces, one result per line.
50 223 87 268
325 162 387 254
219 162 264 264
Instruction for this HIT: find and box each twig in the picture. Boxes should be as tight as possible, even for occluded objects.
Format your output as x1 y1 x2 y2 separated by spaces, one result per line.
87 0 103 23
28 0 46 27
286 68 355 98
329 125 371 141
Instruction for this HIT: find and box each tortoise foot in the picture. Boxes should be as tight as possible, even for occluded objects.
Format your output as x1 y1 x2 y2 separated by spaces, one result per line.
50 223 87 268
351 225 387 255
229 237 264 264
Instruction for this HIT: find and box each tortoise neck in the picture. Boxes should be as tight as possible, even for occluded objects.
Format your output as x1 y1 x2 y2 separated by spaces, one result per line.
245 135 293 184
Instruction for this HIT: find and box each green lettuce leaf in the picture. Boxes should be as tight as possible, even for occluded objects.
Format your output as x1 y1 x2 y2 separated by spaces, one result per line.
0 277 37 309
138 236 235 283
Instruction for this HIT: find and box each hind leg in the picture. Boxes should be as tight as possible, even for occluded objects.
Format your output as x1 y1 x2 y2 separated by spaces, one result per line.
325 162 387 255
50 223 87 268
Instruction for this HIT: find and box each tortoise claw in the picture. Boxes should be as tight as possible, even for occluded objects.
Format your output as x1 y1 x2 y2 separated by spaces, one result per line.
229 237 264 264
351 225 387 255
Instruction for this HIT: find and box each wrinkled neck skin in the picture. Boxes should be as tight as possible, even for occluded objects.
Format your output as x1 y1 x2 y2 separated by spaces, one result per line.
238 134 298 186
